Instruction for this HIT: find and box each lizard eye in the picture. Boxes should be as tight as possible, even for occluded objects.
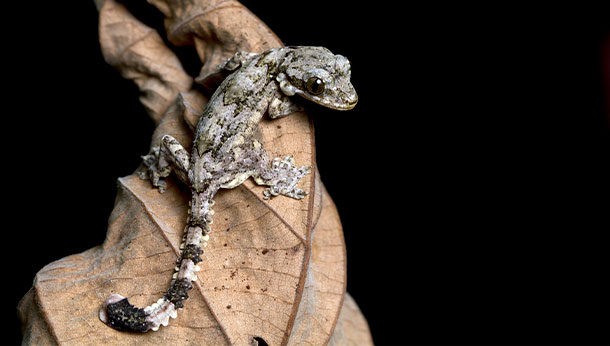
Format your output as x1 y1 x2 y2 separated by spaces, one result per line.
306 77 325 95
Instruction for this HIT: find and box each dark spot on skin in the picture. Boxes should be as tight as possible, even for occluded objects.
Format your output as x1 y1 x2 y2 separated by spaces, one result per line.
262 249 269 255
224 243 228 247
226 305 231 309
277 125 282 129
246 285 250 290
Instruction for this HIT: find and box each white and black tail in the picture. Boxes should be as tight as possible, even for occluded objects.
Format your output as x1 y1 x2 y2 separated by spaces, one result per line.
100 224 208 332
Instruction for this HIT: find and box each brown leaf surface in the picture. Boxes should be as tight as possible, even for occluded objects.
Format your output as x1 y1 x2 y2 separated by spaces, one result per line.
19 0 372 344
98 0 193 123
328 294 374 346
17 173 369 345
145 0 282 82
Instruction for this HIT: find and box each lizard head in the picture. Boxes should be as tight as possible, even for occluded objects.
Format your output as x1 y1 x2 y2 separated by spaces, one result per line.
277 46 358 111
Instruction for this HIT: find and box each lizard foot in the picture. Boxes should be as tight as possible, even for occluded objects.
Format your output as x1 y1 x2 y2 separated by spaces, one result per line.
261 156 311 200
137 135 190 194
139 147 171 193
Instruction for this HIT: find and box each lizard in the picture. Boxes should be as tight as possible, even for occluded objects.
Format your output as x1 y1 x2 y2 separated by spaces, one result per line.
99 46 357 332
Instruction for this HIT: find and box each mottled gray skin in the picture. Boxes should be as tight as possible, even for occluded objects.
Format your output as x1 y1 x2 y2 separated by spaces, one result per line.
100 46 357 332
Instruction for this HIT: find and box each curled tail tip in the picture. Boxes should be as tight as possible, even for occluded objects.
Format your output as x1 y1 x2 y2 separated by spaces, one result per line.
103 294 125 307
100 294 152 333
100 294 126 327
99 294 124 323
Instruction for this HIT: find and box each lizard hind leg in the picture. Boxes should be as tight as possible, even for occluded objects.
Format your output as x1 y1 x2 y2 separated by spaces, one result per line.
139 135 190 193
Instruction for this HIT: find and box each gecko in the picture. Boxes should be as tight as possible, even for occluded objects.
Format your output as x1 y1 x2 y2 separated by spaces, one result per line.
99 46 357 332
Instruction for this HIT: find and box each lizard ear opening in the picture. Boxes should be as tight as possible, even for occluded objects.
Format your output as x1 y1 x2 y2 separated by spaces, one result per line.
276 73 297 96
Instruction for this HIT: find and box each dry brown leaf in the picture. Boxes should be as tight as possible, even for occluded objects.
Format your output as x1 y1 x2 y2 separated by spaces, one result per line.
19 0 372 344
286 172 346 345
145 0 282 81
17 172 366 345
98 0 193 123
328 294 374 346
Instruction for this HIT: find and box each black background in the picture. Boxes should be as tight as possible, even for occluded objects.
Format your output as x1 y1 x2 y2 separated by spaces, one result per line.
3 1 608 345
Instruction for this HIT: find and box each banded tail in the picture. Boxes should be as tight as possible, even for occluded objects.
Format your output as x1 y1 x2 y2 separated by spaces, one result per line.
100 224 208 332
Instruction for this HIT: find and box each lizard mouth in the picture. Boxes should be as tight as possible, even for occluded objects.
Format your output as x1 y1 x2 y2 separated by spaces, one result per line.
328 92 358 111
343 93 359 110
297 91 358 111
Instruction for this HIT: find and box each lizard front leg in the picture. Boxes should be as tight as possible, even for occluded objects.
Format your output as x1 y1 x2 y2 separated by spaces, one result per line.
219 140 311 200
139 135 190 193
255 155 311 200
